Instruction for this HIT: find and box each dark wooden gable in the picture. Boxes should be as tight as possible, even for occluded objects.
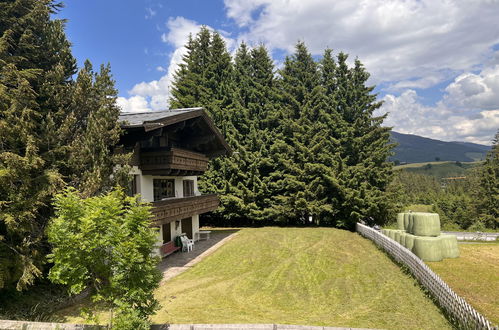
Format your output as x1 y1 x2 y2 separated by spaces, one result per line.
118 108 230 176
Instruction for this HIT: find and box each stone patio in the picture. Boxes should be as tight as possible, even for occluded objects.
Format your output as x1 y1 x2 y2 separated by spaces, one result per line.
158 229 238 283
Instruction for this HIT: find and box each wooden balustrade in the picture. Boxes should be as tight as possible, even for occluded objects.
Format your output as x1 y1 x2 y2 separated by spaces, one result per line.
140 147 209 175
151 194 219 226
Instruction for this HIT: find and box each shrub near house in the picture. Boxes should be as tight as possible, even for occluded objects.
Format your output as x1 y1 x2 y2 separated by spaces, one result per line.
47 188 161 327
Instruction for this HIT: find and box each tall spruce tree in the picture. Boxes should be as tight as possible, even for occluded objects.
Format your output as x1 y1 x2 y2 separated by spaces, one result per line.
475 130 499 229
333 54 395 228
68 61 129 197
0 0 126 290
270 42 323 224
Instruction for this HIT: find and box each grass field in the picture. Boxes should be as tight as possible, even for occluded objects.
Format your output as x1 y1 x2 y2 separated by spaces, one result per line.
57 227 450 329
427 242 499 325
394 161 481 180
394 161 464 169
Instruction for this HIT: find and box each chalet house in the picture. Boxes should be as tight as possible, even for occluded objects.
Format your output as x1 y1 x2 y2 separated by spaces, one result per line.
118 108 230 257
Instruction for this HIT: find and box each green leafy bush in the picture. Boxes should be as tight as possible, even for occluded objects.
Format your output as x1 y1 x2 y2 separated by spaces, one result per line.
47 188 161 326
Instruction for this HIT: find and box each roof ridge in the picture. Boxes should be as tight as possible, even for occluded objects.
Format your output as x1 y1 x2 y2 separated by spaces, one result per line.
120 107 203 115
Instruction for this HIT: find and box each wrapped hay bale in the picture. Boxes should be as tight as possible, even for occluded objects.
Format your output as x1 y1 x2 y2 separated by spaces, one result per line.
397 213 405 230
404 213 413 233
394 230 405 244
386 229 396 240
404 233 415 250
399 232 407 247
383 229 390 237
412 212 440 237
413 236 443 261
441 234 460 258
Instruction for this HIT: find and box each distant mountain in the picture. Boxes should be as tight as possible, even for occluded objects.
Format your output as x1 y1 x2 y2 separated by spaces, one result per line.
390 131 491 163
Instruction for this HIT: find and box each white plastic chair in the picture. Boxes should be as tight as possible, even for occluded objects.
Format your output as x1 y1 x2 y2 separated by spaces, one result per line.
180 235 194 252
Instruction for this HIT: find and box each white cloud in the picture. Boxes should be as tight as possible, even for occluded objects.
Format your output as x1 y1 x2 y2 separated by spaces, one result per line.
224 0 268 27
444 65 499 111
378 86 499 145
161 16 201 48
225 0 499 86
386 73 447 92
117 96 151 113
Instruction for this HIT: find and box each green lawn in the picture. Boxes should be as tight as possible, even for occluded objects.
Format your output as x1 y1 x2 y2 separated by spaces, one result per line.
58 227 450 329
428 242 499 326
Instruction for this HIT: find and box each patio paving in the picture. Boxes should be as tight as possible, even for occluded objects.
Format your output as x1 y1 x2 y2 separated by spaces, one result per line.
158 229 238 283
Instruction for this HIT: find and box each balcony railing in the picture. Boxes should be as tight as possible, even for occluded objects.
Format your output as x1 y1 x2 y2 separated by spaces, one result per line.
150 194 219 225
139 147 209 174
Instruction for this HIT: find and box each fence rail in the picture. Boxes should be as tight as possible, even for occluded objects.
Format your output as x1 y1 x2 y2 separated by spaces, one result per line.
356 222 498 330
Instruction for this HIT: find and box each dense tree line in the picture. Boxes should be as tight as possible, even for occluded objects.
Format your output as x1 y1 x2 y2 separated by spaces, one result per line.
393 131 498 230
0 0 128 291
170 28 396 229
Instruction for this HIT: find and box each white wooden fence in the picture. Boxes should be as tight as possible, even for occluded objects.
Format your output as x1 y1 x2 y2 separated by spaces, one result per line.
356 222 498 330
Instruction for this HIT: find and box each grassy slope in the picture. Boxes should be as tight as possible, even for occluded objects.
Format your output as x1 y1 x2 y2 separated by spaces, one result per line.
152 228 449 329
394 161 481 180
427 243 499 325
57 228 451 329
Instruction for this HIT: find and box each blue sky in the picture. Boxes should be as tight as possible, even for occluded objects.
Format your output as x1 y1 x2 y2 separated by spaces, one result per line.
57 0 499 145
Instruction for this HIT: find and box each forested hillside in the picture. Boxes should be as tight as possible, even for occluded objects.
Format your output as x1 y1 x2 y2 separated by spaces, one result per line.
170 27 395 229
391 131 490 163
392 130 498 230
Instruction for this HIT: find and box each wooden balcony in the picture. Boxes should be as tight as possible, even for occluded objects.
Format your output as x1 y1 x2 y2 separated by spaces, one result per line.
139 147 209 175
151 194 219 226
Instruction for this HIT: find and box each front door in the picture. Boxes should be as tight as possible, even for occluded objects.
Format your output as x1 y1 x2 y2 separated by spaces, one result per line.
162 223 171 243
181 217 193 239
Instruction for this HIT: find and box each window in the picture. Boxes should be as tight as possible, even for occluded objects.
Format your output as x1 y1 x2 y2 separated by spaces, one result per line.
127 175 140 197
153 179 175 201
183 180 195 197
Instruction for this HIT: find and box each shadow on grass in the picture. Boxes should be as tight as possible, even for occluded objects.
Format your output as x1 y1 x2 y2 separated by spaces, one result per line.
0 280 83 323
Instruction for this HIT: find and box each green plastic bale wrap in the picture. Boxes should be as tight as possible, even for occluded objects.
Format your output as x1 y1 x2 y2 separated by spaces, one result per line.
411 212 440 236
394 230 405 244
404 233 415 250
385 229 395 240
413 236 443 261
404 213 413 233
441 234 460 258
397 213 405 230
399 232 407 246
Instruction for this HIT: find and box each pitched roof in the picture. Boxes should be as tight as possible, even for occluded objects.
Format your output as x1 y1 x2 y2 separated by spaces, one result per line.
118 107 231 157
118 108 203 127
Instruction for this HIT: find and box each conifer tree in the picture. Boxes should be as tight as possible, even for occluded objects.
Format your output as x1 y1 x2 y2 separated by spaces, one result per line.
333 54 394 228
68 61 129 197
0 0 76 290
170 32 395 228
0 0 126 290
272 42 322 224
475 130 499 228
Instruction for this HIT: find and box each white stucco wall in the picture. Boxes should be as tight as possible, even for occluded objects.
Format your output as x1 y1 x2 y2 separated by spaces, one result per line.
130 166 201 252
